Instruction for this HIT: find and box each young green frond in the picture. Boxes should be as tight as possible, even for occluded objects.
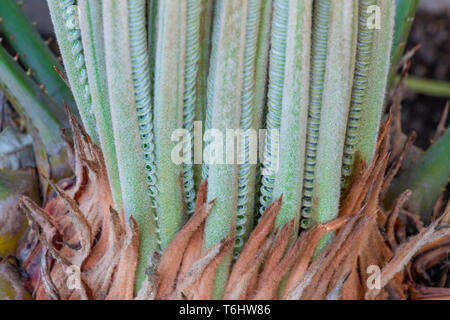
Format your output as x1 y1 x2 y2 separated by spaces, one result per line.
193 0 214 189
234 0 262 257
153 0 187 250
202 0 249 298
300 0 331 228
354 0 395 163
271 0 312 234
78 0 122 210
259 0 289 216
47 0 99 143
342 0 376 187
201 0 222 182
182 0 202 217
305 0 358 250
103 0 158 290
2 0 411 299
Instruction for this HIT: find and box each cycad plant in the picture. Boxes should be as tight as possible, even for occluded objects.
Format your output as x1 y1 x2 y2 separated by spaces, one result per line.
1 0 450 300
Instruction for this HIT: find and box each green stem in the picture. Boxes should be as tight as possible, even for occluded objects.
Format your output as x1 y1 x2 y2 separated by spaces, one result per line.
103 0 158 291
387 0 418 90
0 0 77 116
147 0 157 105
270 0 312 236
201 0 222 181
234 0 262 257
192 0 213 190
78 0 122 210
354 0 395 165
128 0 159 227
303 0 358 253
387 129 450 222
252 0 273 220
46 0 99 144
391 0 419 70
153 0 186 250
182 0 202 217
300 0 332 228
341 0 376 186
253 0 272 129
202 0 249 299
258 0 289 216
395 75 450 98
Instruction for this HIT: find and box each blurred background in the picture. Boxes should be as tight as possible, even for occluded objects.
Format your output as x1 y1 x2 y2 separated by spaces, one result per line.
8 0 450 149
401 0 450 148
